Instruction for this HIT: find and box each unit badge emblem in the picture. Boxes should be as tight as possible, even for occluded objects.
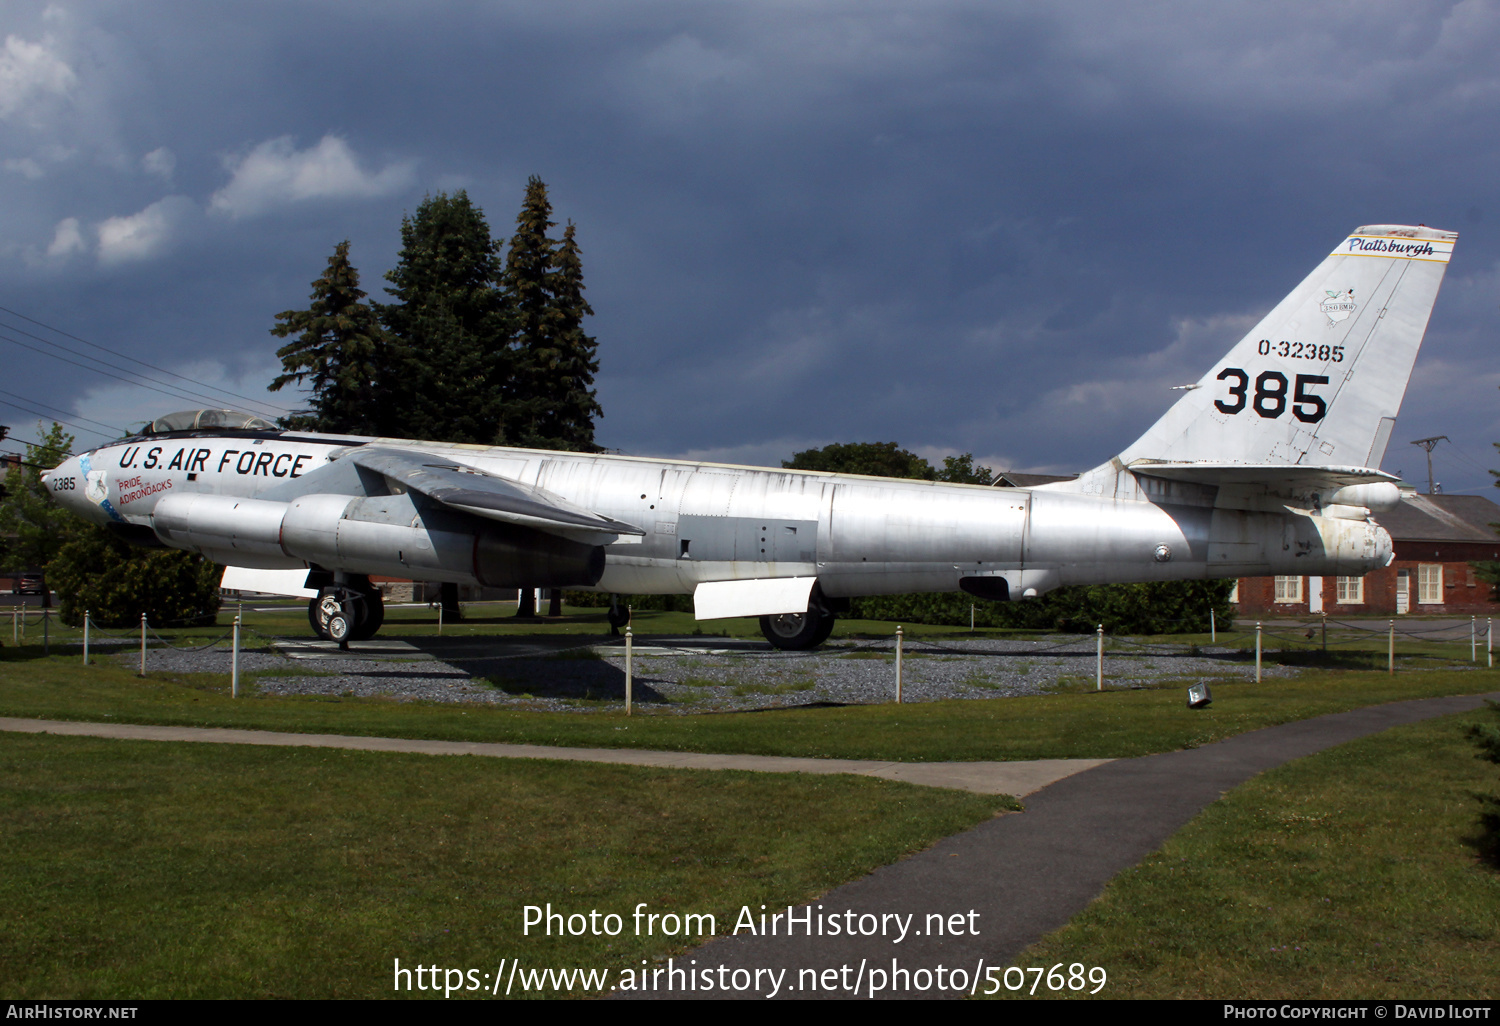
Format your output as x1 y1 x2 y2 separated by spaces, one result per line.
1320 288 1356 326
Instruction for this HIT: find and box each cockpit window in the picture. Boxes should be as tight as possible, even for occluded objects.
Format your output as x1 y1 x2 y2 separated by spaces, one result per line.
144 409 278 434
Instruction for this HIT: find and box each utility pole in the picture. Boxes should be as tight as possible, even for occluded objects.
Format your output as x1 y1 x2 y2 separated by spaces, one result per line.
1410 436 1448 495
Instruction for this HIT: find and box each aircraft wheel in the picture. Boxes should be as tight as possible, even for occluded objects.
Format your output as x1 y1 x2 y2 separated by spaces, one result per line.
759 611 836 650
606 598 630 630
309 591 344 640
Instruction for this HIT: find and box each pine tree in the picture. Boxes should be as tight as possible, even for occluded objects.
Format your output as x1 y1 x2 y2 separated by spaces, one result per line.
268 241 388 435
539 221 602 450
381 191 510 444
503 179 602 451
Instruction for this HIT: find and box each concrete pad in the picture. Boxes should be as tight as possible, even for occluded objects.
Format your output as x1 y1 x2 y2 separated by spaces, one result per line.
0 717 1102 795
271 638 437 661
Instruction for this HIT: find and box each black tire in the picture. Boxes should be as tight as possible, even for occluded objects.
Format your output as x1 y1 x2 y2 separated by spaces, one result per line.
350 588 384 640
759 611 836 650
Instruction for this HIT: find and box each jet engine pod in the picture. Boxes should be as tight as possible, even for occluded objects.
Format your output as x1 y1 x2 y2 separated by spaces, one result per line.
474 522 606 589
150 493 302 568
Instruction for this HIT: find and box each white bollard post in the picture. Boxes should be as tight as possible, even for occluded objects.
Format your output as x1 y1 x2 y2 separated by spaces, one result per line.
1210 607 1216 644
1096 624 1104 690
12 606 17 643
83 611 89 666
624 627 633 716
1489 618 1493 669
970 604 975 633
1472 616 1477 663
896 626 904 704
1255 621 1262 684
438 601 444 636
1388 619 1395 675
139 613 147 677
231 614 241 699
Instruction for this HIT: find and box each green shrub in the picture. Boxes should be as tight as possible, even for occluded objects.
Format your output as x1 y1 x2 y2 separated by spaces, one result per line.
47 525 221 628
851 580 1237 635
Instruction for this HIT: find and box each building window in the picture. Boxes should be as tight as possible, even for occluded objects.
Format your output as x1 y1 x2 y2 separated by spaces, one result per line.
1336 576 1364 604
1418 564 1443 604
1274 576 1303 603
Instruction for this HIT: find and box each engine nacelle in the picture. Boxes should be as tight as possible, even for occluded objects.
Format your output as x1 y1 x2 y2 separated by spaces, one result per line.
151 494 301 569
151 491 606 587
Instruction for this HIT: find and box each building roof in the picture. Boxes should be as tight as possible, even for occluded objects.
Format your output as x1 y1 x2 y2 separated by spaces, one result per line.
1375 492 1500 543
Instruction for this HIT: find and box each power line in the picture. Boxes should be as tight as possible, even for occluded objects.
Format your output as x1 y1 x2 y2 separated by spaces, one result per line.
0 389 122 435
0 328 285 418
0 396 121 440
0 305 295 414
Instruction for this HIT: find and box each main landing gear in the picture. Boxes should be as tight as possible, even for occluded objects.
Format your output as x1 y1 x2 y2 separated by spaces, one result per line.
308 576 385 645
758 610 836 650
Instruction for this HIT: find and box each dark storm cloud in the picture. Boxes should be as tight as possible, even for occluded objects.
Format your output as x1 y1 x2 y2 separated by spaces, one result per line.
2 1 1498 488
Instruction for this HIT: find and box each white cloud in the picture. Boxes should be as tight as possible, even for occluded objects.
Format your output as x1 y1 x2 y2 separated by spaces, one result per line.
95 195 196 264
3 157 43 178
45 216 84 258
141 146 175 181
0 33 75 121
68 353 291 450
209 135 415 218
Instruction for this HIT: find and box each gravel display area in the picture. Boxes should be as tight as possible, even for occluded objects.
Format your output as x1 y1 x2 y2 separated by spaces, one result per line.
120 632 1296 713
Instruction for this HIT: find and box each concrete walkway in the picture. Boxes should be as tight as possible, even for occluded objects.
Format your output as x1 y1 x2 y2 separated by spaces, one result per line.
643 691 1500 1000
0 717 1107 797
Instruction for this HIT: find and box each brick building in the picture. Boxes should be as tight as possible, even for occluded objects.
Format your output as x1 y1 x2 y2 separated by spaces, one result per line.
1235 491 1500 616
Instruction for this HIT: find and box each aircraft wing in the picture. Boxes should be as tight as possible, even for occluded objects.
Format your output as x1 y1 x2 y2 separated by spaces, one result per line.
349 447 646 546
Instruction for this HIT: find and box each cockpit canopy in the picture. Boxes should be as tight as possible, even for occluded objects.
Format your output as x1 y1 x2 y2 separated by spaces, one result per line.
143 409 278 434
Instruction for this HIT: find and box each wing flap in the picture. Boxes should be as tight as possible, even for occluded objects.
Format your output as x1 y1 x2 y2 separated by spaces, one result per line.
693 577 818 620
348 447 645 546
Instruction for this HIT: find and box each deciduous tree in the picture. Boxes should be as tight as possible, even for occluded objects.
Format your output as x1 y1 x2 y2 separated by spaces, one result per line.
0 424 79 604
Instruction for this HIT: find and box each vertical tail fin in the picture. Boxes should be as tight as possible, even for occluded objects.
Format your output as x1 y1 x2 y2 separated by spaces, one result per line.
1117 224 1457 469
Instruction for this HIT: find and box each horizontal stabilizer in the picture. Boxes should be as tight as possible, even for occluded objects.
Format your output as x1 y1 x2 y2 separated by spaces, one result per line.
1127 460 1395 489
1127 460 1400 511
349 448 645 546
693 577 818 621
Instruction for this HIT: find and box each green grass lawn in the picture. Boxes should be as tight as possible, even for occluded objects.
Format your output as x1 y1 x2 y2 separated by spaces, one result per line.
0 732 1013 999
994 707 1500 1000
2 616 1498 763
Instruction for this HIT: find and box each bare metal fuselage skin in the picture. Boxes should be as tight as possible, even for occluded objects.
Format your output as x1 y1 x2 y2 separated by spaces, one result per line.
46 429 1391 600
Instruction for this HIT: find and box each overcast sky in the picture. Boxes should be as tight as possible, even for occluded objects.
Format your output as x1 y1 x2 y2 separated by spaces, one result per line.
3 1 1499 493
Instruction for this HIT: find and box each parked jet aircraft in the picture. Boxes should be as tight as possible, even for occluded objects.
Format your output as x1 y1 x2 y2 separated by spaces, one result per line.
42 224 1456 648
